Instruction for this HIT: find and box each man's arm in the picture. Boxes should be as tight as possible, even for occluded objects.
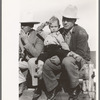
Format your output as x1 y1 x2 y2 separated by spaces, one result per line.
19 36 25 53
74 30 89 57
20 29 44 57
24 37 44 57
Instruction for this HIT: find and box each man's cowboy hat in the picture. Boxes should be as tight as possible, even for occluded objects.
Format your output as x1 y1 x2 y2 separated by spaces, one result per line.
63 5 78 19
20 11 40 24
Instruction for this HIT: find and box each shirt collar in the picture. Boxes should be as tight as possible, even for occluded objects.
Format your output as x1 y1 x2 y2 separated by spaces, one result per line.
62 26 74 36
69 27 74 34
49 32 60 36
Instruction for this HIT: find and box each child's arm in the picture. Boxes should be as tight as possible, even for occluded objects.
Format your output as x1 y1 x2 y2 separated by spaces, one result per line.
56 32 70 50
36 22 49 39
36 22 49 32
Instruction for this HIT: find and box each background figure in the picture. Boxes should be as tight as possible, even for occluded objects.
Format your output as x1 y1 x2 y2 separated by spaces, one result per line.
19 12 44 96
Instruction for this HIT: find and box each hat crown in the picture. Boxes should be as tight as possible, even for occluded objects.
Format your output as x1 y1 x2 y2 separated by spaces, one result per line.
20 11 40 24
63 5 78 19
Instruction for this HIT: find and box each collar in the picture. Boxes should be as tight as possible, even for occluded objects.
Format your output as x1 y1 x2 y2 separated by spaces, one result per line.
56 31 60 35
69 27 74 34
49 31 60 36
62 26 74 36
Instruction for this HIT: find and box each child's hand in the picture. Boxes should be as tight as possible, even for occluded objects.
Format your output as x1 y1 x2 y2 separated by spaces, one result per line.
37 22 49 32
44 21 50 26
45 21 50 25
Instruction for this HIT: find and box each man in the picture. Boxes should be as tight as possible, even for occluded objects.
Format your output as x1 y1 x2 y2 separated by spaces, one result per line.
35 5 90 100
19 12 44 96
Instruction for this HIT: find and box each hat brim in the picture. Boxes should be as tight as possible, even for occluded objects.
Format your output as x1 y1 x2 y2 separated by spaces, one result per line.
20 22 40 24
62 15 79 19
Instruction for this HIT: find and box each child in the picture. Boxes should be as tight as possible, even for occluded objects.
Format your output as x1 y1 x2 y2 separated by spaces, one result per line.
35 16 70 78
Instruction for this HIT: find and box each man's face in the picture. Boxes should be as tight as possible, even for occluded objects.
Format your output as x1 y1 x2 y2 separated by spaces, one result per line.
62 16 75 30
49 21 59 33
21 25 31 33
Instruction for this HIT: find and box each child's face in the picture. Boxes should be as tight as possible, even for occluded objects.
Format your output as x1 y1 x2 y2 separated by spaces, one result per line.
49 21 59 33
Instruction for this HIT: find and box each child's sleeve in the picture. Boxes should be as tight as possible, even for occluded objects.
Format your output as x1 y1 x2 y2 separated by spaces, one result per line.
37 23 46 31
36 22 49 39
56 33 70 50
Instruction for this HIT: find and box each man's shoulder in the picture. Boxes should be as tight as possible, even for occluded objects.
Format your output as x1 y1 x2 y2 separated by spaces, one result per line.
73 24 88 36
73 24 86 32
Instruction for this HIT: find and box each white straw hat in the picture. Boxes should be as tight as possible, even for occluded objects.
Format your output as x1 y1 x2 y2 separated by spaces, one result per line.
63 5 78 19
20 11 40 24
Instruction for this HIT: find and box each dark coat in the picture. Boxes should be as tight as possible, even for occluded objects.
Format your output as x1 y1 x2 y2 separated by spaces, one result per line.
59 24 90 61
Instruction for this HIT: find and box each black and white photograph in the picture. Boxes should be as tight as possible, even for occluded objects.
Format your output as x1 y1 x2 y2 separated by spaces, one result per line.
2 0 98 100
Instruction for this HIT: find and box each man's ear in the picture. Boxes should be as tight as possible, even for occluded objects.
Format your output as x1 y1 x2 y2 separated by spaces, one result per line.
21 26 24 29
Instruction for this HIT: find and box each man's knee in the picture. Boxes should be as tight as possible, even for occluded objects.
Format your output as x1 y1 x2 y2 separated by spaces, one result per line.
43 59 61 71
28 58 37 72
19 69 26 84
62 57 79 73
62 57 76 67
43 59 52 70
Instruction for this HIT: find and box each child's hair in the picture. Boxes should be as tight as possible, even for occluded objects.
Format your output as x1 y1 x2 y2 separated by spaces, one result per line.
49 16 60 28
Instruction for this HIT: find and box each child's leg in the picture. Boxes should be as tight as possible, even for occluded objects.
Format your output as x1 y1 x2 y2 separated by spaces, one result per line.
56 49 70 62
35 51 49 64
36 49 58 78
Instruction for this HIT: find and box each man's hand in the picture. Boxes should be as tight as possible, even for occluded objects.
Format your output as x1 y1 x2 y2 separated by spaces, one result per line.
20 29 29 44
50 56 61 65
37 67 43 79
67 51 82 62
19 52 25 59
75 55 83 62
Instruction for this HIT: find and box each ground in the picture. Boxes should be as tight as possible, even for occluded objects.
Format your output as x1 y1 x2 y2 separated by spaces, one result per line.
19 88 95 100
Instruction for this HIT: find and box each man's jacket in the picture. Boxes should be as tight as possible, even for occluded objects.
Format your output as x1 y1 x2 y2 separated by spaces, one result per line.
59 24 90 61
